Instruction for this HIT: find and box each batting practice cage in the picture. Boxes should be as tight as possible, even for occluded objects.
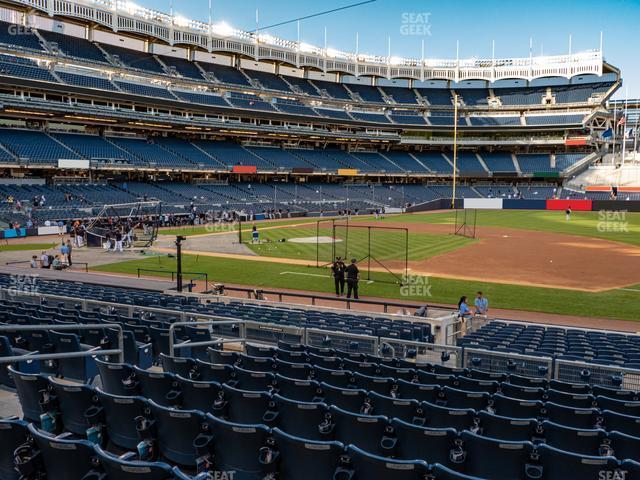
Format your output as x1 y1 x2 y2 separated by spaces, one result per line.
315 219 409 285
454 208 477 239
86 201 162 248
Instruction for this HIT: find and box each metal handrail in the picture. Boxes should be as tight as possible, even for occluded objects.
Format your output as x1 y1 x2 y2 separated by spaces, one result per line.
168 320 249 356
0 323 125 364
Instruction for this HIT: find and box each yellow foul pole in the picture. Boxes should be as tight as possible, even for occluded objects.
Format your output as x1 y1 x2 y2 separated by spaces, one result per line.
451 93 459 208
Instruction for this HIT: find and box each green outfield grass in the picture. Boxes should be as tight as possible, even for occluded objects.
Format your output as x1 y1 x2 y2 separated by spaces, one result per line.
365 210 640 246
92 253 640 321
0 242 57 252
159 217 322 237
245 224 473 262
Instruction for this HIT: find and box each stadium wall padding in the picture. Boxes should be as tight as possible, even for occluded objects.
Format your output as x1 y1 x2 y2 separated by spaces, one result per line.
546 199 592 211
591 200 640 212
502 199 547 210
463 198 503 210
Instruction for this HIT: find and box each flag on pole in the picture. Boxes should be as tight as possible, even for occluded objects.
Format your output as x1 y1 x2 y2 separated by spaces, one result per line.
617 116 626 127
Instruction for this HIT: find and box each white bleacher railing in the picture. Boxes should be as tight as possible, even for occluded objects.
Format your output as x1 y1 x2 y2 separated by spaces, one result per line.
8 0 603 81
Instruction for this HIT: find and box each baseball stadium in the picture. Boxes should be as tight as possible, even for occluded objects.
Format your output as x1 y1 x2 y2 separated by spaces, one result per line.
0 0 639 479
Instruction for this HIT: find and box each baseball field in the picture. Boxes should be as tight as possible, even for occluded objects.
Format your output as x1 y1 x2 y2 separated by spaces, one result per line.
93 210 640 321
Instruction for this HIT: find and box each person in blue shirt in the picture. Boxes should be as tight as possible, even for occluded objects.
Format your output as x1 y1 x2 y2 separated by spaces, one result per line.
252 225 259 243
474 291 489 315
458 296 473 319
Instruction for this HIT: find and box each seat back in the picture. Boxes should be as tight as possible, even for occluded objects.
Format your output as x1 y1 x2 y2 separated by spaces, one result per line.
96 389 150 450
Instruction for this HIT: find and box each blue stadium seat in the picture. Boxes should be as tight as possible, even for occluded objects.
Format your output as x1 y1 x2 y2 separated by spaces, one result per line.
491 394 543 419
442 386 490 410
395 379 440 404
48 377 98 436
176 375 222 414
534 444 620 480
206 414 273 479
96 388 150 450
95 445 188 480
314 366 354 389
609 431 640 462
273 394 330 440
431 464 484 479
149 401 209 467
368 391 424 424
133 367 180 407
320 382 367 413
160 353 196 378
544 402 599 429
50 331 98 382
329 405 394 456
219 384 278 425
603 410 640 438
233 366 276 392
195 360 236 384
458 431 534 480
274 374 322 402
27 423 98 479
95 359 139 396
9 366 49 424
0 418 29 480
597 396 640 417
421 402 476 431
541 421 607 456
272 428 346 480
391 418 457 466
477 411 538 442
346 445 429 480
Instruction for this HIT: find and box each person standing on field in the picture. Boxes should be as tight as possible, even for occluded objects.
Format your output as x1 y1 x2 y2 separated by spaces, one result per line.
345 258 360 299
331 257 346 297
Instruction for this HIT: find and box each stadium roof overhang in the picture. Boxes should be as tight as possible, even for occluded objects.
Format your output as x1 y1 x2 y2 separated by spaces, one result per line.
2 0 610 83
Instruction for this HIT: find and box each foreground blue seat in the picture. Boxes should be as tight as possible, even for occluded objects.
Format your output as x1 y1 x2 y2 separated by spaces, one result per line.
346 445 429 479
274 374 322 402
477 411 537 441
602 409 640 437
149 401 208 467
273 394 329 440
48 377 98 436
50 331 98 383
0 335 38 387
95 445 189 480
609 430 640 462
459 431 533 479
541 420 606 456
320 382 367 413
369 391 423 424
27 423 98 479
395 379 440 404
195 360 236 384
544 402 599 429
96 388 150 450
421 402 475 430
9 366 48 424
95 359 138 396
491 394 543 419
272 428 345 480
176 375 222 414
134 367 180 407
0 418 29 480
206 414 272 480
328 405 393 456
391 418 457 466
219 384 278 425
534 443 620 480
431 464 484 479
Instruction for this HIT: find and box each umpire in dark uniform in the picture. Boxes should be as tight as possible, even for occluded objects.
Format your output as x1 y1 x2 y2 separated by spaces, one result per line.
345 258 360 299
331 257 346 296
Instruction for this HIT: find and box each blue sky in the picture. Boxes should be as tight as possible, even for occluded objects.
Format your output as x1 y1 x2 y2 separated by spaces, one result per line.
138 0 637 98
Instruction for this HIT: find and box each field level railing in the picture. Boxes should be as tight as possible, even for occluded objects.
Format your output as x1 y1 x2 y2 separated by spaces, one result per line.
0 323 125 364
3 287 640 389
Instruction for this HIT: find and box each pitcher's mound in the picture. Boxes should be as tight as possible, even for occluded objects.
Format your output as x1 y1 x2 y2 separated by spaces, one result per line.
289 236 342 244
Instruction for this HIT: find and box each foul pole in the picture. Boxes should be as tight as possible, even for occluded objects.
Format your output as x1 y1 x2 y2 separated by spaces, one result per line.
451 93 459 208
